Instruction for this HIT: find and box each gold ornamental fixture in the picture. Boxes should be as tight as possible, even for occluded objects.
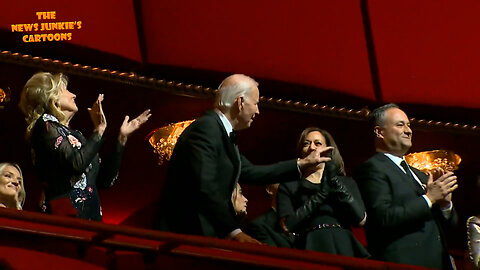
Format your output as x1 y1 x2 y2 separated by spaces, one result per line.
405 150 461 172
0 87 9 109
147 120 195 164
0 88 7 103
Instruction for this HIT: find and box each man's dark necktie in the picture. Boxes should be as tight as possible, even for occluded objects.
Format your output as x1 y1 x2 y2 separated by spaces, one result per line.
400 160 425 192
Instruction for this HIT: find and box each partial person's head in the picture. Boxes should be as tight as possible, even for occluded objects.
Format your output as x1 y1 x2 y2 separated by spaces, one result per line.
266 183 280 210
0 163 25 210
19 72 77 138
231 183 248 216
371 104 412 157
296 127 346 176
215 74 260 130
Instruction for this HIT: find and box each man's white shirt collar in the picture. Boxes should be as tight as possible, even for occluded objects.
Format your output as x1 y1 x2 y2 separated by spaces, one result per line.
215 110 233 135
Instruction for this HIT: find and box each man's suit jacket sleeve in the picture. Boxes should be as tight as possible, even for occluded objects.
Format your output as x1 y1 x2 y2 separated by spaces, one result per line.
239 157 300 185
355 161 432 229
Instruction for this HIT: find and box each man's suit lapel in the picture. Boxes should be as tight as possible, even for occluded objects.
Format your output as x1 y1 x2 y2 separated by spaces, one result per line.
412 167 428 184
374 153 425 195
210 111 241 182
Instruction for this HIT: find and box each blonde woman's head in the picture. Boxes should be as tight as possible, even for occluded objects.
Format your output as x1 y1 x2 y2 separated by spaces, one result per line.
0 162 25 210
19 72 69 139
231 183 248 216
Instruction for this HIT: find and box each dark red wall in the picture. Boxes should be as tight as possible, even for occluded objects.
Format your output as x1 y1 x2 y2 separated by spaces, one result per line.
3 1 480 109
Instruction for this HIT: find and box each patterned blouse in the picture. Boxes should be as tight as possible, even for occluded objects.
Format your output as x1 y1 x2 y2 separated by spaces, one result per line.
31 114 124 221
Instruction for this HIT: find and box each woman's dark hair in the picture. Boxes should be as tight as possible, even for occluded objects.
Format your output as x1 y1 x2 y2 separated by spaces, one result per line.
295 127 346 176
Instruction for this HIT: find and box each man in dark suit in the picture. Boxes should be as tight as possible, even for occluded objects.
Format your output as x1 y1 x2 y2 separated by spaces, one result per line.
155 74 332 243
354 103 458 269
245 184 294 247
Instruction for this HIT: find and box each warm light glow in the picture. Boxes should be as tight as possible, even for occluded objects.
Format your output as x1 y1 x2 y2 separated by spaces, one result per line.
405 150 461 172
147 120 195 164
0 88 5 103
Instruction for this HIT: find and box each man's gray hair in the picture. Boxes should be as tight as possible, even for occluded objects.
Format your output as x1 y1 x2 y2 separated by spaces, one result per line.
371 103 399 126
215 74 258 111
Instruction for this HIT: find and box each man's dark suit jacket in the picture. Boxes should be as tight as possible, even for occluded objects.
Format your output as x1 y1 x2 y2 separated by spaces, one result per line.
354 152 457 269
245 208 294 248
155 110 300 238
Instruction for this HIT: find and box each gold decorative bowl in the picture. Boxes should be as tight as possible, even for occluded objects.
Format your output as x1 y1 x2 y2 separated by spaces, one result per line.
146 120 194 165
405 150 461 172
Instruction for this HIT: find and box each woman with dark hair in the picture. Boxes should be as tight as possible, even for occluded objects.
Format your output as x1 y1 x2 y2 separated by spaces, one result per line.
277 127 369 257
18 72 151 221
